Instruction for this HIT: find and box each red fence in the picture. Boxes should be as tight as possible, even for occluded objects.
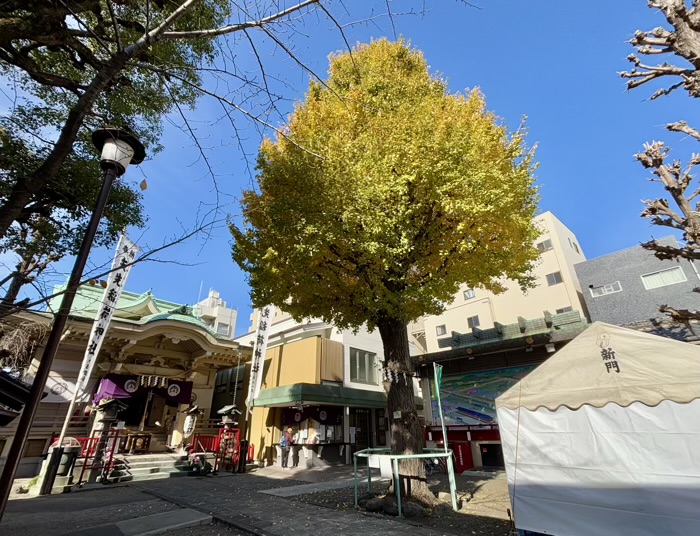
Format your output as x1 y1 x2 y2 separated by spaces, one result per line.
191 434 220 452
77 437 100 458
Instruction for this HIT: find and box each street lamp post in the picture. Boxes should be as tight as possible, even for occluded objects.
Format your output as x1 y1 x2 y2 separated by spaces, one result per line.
0 129 145 520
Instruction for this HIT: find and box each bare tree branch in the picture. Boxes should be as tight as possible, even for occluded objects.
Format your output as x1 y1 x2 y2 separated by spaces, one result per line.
160 0 320 40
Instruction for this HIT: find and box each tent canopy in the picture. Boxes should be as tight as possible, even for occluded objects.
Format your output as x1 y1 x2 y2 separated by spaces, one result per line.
496 321 700 412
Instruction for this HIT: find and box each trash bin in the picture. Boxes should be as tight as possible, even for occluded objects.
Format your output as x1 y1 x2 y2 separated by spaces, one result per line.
238 440 248 473
50 445 81 476
48 437 82 477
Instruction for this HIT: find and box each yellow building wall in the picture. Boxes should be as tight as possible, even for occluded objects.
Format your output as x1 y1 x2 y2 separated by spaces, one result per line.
320 339 343 382
277 337 320 386
248 337 324 464
248 405 280 465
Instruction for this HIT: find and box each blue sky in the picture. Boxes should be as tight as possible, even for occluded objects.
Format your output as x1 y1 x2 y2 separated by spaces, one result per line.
12 1 697 336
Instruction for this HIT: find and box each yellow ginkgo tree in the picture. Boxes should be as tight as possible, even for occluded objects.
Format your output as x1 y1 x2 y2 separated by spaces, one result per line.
231 39 540 503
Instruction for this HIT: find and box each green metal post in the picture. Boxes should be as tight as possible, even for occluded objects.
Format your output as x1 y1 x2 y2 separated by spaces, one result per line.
434 363 449 455
367 451 372 491
446 451 459 511
393 457 402 517
353 453 359 508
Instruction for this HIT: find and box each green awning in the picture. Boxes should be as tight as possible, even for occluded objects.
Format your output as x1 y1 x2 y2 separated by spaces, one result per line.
252 383 423 410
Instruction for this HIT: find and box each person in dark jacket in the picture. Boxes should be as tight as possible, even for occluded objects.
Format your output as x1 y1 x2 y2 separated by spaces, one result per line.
281 426 294 469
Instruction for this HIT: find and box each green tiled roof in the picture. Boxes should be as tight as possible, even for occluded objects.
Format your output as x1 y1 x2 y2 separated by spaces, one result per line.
437 310 589 350
49 284 226 339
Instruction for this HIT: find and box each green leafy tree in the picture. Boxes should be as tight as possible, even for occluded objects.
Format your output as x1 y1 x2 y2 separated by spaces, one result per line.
0 0 334 243
0 127 144 313
232 39 539 501
0 0 346 309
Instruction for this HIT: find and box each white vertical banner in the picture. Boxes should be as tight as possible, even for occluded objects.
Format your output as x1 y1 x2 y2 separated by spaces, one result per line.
245 305 274 413
75 234 140 396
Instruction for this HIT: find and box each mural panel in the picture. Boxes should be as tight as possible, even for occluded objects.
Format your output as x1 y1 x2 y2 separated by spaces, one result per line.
432 365 537 425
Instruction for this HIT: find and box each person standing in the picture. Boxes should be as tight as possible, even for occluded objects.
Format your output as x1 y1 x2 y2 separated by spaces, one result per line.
281 426 294 469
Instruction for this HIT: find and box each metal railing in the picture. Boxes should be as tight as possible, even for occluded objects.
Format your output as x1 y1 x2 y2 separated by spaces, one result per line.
76 437 100 458
76 428 121 485
353 447 459 517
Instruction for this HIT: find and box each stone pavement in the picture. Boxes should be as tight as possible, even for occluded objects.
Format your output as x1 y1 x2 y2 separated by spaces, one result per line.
0 467 454 536
132 471 451 536
0 485 180 535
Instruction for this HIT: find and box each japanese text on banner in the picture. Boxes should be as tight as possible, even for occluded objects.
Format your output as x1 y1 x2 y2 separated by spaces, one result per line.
75 234 139 396
246 305 274 412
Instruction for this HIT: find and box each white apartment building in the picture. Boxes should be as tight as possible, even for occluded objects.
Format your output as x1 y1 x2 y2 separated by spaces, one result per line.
195 289 237 339
412 211 587 354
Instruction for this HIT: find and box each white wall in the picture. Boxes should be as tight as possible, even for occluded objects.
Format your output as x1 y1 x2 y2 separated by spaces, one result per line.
419 211 587 353
339 325 385 393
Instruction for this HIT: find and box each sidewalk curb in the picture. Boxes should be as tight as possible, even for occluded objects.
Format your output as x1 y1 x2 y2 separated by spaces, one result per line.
135 486 267 536
69 508 211 536
460 470 505 478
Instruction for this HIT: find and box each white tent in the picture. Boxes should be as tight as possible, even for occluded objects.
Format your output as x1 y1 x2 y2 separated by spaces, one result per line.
496 322 700 536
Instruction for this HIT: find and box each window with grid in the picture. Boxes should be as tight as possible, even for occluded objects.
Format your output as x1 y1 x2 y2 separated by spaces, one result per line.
546 271 563 286
463 288 476 300
590 281 622 297
350 348 378 384
467 315 480 329
217 322 229 335
536 239 553 253
641 266 687 290
436 325 447 336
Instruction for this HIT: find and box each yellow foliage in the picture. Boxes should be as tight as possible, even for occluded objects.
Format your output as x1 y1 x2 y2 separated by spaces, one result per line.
232 39 540 330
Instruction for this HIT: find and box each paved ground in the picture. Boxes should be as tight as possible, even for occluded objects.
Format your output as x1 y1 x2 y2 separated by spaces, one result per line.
165 523 244 535
0 486 179 535
0 465 511 536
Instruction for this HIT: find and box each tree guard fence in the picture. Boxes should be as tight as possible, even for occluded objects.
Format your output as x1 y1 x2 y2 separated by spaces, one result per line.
353 447 459 517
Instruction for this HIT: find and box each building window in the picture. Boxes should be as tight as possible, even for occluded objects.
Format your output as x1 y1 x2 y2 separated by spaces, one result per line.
350 348 378 384
590 281 622 297
641 266 687 290
436 325 447 336
217 322 229 335
546 271 563 286
463 288 476 300
555 306 573 314
467 315 480 329
536 239 553 253
572 241 580 254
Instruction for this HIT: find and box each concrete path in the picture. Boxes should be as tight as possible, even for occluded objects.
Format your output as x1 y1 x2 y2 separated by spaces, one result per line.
133 472 448 536
71 509 212 536
0 468 453 536
0 486 180 536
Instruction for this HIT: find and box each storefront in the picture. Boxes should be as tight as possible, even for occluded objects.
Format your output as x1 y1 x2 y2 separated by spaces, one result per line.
249 382 423 466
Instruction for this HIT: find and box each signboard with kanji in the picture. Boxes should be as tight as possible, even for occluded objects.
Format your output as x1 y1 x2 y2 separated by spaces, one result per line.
75 234 139 396
245 305 274 413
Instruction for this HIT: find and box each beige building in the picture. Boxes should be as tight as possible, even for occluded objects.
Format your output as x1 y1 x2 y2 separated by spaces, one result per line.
235 311 421 466
411 211 587 355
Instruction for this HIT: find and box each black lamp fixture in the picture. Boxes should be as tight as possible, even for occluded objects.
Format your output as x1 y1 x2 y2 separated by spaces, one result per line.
92 127 146 176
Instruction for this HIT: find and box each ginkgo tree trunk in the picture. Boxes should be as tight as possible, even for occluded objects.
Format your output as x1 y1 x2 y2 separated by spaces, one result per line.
231 39 540 504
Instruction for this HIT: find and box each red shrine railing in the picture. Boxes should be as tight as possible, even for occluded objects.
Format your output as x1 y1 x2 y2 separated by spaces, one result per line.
191 434 220 452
